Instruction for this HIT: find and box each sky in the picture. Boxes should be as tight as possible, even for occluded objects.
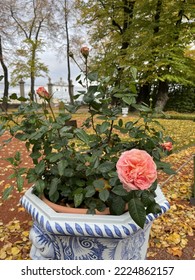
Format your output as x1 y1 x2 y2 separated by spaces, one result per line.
0 50 83 101
36 50 81 87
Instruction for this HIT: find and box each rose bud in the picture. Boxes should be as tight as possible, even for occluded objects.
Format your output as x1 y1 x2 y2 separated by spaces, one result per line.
80 46 89 58
36 87 51 100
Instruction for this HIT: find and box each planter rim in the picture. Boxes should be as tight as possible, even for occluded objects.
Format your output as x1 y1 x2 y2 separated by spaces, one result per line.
20 186 170 239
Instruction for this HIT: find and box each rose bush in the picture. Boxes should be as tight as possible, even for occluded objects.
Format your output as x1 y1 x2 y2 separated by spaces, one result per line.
0 48 174 228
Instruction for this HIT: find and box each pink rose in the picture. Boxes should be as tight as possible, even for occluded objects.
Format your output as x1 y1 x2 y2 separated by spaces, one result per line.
161 142 172 151
80 46 89 58
116 149 157 191
36 87 51 100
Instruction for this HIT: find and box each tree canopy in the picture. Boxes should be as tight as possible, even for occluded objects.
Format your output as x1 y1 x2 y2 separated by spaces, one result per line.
75 0 195 110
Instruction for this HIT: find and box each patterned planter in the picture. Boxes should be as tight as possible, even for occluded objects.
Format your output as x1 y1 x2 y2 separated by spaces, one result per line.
20 186 170 260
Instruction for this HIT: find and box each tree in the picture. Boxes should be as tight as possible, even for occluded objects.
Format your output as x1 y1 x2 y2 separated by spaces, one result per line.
75 0 195 110
0 36 9 112
6 0 57 100
0 0 14 111
54 0 87 104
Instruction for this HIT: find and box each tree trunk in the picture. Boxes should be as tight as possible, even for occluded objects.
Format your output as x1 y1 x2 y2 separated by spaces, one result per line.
137 83 150 105
0 36 9 112
155 80 169 112
64 0 74 104
30 46 36 101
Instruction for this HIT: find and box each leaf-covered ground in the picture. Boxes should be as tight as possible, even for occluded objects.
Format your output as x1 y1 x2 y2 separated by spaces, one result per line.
0 115 195 260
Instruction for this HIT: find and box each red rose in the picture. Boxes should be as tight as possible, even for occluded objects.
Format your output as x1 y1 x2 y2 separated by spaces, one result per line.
36 87 51 100
161 142 173 151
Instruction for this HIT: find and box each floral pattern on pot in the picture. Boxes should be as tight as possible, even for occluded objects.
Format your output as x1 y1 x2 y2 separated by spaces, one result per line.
29 222 147 260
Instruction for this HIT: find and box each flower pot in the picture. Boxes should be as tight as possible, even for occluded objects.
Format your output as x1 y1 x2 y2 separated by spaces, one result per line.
41 195 111 215
20 186 170 260
122 107 129 117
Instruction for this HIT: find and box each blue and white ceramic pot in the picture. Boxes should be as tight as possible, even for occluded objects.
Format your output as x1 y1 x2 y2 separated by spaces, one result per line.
20 186 170 260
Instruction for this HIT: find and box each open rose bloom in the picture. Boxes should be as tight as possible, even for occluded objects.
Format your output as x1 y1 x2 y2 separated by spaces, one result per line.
116 149 157 191
36 86 51 100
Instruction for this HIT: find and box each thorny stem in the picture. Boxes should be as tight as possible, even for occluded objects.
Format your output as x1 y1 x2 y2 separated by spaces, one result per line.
85 57 89 91
107 119 114 145
47 99 62 141
47 100 56 122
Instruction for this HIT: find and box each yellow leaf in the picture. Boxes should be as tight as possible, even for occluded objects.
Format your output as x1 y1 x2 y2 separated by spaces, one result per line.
187 228 194 236
22 231 29 237
166 232 181 245
147 252 157 257
18 207 25 212
167 247 182 257
0 250 6 259
11 247 20 256
4 183 11 189
171 194 178 199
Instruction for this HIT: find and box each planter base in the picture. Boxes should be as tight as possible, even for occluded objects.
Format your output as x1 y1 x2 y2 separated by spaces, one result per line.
29 221 152 260
20 186 170 260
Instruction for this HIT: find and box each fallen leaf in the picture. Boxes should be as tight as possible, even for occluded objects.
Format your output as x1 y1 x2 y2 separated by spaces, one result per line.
167 247 182 257
11 247 20 256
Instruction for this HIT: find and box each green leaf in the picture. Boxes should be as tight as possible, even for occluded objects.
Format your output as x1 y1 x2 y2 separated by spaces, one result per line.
156 161 176 175
130 67 137 80
2 186 14 200
87 71 98 81
6 157 15 165
111 185 128 196
98 121 110 134
141 190 155 206
35 160 45 175
109 176 119 187
98 161 115 173
17 176 24 192
30 151 42 160
122 96 136 105
93 179 105 190
15 133 27 141
74 193 84 207
85 185 96 197
14 151 21 162
49 178 60 197
63 168 74 177
99 189 110 202
57 160 68 176
118 118 123 127
132 103 152 113
146 202 161 215
109 195 126 215
74 128 90 145
34 180 45 194
48 153 63 163
128 198 146 229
